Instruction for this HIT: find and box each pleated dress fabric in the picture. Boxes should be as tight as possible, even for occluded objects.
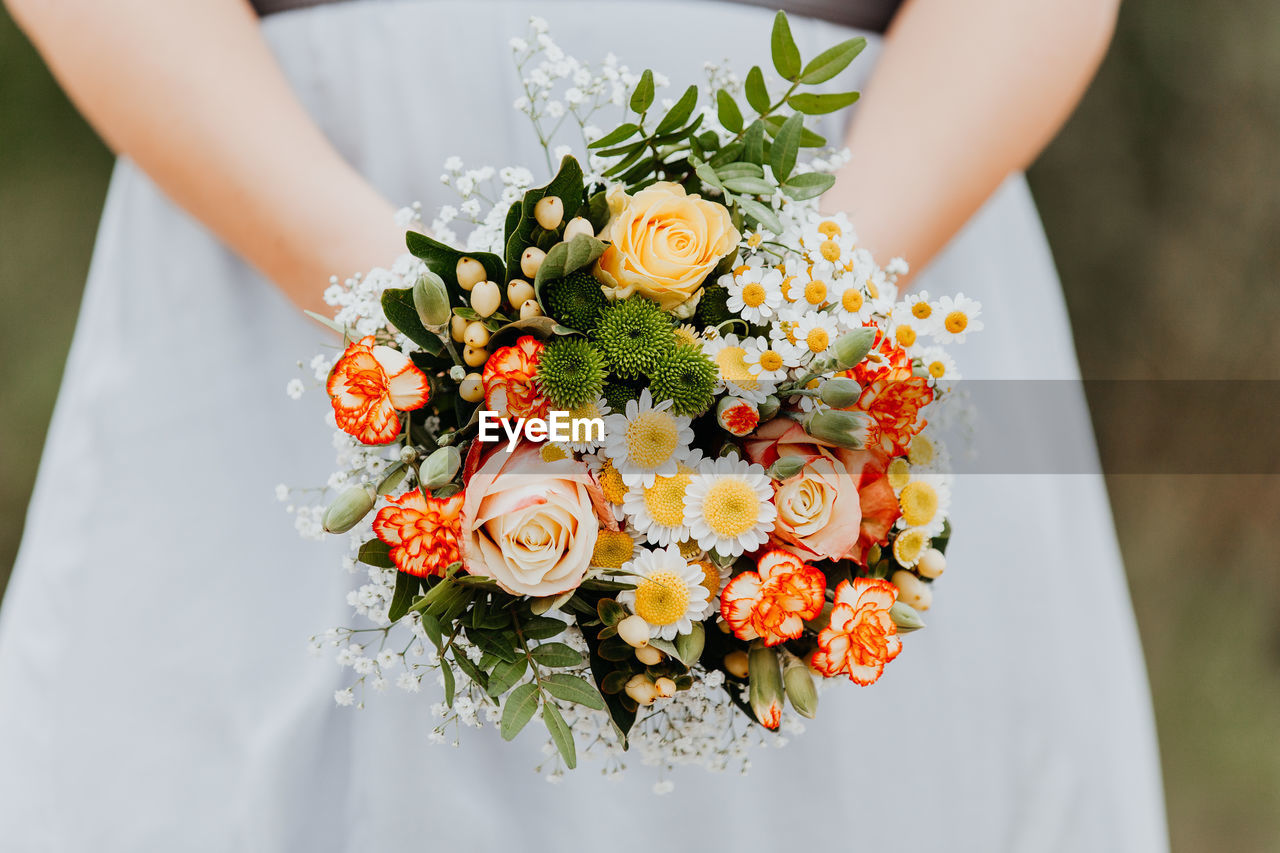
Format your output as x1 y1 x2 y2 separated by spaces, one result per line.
0 1 1168 850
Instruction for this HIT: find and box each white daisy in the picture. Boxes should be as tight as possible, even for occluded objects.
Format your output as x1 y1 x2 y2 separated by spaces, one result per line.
901 291 941 336
830 277 876 328
701 334 775 403
601 389 694 488
724 264 785 325
894 471 952 537
616 544 712 640
933 293 984 344
741 335 794 381
683 455 777 557
623 451 702 547
915 346 960 384
791 312 843 364
562 395 610 452
887 303 928 354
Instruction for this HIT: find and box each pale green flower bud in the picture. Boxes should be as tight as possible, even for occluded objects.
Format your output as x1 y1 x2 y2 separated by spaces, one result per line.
767 455 807 481
757 394 781 422
889 600 927 633
716 396 759 437
419 445 461 489
802 408 871 449
780 648 818 719
375 461 409 496
818 377 862 408
748 642 784 729
674 622 705 666
830 327 877 370
322 485 377 534
448 365 466 382
412 271 452 331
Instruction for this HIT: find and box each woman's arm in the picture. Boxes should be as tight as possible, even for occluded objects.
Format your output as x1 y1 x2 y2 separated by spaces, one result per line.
825 0 1120 277
5 0 403 314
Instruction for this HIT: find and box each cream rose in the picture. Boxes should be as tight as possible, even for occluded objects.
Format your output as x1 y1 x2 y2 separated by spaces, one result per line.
460 441 604 596
595 181 739 315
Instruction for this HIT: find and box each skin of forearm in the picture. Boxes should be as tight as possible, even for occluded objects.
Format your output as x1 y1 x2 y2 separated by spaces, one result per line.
825 0 1120 278
6 0 403 314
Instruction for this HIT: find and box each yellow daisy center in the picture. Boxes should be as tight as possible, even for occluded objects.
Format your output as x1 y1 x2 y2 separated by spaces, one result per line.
806 328 830 353
568 400 602 421
591 530 635 569
900 481 939 527
887 458 911 492
700 478 761 537
893 528 930 566
734 264 752 277
748 233 764 248
928 360 946 379
911 302 933 320
866 279 880 299
908 435 936 467
674 326 699 346
945 311 968 333
758 350 783 371
741 282 767 308
714 346 759 391
817 221 841 238
804 280 827 305
677 539 703 560
841 289 864 312
820 240 841 262
895 325 917 348
780 276 797 302
598 459 628 504
643 466 693 528
633 569 691 626
695 558 721 599
781 322 798 344
540 443 569 462
625 411 680 469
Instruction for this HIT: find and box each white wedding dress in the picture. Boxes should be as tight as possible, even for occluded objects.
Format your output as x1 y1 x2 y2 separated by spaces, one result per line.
0 1 1167 849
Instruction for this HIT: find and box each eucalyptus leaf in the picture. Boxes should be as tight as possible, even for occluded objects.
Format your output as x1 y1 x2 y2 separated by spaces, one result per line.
770 113 803 183
770 11 802 80
654 85 699 135
499 682 540 740
542 673 607 710
542 702 577 769
799 37 867 85
587 122 641 149
744 66 770 114
357 539 394 569
529 642 584 668
629 69 655 113
788 91 860 115
715 89 743 133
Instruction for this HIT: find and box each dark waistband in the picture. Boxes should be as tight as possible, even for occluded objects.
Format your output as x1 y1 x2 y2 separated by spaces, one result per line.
251 0 900 34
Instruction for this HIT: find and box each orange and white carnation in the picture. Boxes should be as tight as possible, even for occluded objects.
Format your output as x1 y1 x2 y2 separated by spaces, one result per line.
810 578 902 685
842 330 934 456
372 491 464 578
459 440 604 597
326 335 430 445
720 549 826 645
482 335 550 419
595 181 739 316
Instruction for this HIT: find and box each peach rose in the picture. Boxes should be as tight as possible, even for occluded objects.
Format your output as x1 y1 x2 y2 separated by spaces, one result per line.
745 418 899 564
459 441 604 596
595 181 739 315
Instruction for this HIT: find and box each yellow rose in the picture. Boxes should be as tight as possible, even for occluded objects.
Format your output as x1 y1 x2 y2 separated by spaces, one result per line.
595 181 739 315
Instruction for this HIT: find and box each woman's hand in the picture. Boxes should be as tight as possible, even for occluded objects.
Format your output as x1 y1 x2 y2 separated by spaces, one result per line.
824 0 1120 280
5 0 404 315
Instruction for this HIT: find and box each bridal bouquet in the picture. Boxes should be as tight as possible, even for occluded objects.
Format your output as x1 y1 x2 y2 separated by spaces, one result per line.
286 12 979 781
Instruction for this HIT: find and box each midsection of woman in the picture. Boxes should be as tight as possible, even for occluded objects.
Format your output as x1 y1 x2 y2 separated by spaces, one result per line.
0 1 1166 850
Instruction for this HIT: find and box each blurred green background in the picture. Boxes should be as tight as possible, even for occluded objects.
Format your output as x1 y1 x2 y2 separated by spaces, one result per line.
2 3 1278 850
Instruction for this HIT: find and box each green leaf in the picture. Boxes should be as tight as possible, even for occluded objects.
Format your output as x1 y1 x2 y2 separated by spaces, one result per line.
722 176 776 195
770 11 802 80
500 682 540 740
600 670 631 694
715 90 744 133
598 635 633 662
387 572 421 622
593 138 647 159
529 642 584 668
788 91 860 115
694 160 724 193
629 69 655 113
441 659 455 706
761 114 826 148
452 650 488 691
541 673 607 710
708 140 745 168
743 120 766 166
405 230 505 288
584 190 610 234
521 616 570 640
465 627 519 663
485 315 576 354
596 598 626 627
419 613 444 649
542 701 577 768
744 66 770 114
781 171 836 201
770 113 803 183
715 162 765 179
380 287 444 354
303 310 350 337
532 234 608 296
486 656 529 696
655 85 699 135
674 623 706 666
357 539 394 569
587 122 641 149
799 36 867 85
577 618 635 747
738 197 783 234
578 578 636 592
504 156 585 279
